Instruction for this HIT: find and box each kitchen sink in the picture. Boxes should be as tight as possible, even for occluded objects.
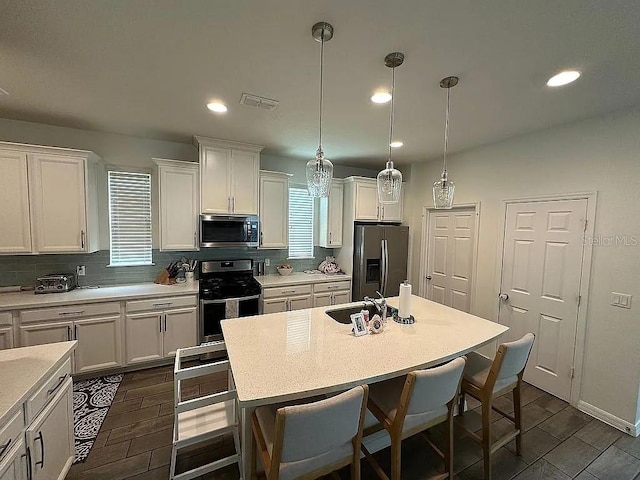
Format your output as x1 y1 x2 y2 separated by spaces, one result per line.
325 304 378 324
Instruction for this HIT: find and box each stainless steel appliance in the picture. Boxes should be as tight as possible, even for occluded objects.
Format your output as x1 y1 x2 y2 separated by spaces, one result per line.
35 273 77 294
200 214 259 248
352 224 409 300
199 259 261 342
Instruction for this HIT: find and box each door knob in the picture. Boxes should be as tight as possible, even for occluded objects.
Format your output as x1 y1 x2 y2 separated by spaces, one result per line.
426 275 432 280
498 293 509 301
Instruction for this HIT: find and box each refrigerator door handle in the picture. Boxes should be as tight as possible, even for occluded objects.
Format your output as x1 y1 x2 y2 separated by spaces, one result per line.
381 239 388 296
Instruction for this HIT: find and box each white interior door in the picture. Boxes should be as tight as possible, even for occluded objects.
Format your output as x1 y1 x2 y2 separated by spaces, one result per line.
424 207 476 312
499 199 587 401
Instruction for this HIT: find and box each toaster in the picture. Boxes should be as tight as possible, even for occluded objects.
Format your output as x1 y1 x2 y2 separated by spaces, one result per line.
35 273 78 294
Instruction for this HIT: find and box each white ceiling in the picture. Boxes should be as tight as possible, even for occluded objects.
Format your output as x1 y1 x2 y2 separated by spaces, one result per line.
1 0 639 168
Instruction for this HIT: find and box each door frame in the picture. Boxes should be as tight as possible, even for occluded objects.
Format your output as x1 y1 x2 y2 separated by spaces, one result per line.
494 191 597 405
419 203 481 313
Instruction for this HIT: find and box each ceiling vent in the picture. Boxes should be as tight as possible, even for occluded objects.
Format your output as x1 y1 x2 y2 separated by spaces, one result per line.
239 93 279 111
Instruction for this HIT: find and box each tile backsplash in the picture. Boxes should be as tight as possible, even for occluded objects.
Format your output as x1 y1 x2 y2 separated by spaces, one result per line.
0 247 334 288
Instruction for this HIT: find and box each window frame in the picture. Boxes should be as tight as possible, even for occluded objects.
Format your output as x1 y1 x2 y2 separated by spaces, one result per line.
287 184 315 260
107 169 153 267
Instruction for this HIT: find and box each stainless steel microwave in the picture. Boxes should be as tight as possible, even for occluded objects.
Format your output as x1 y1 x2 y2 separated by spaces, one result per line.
200 215 260 248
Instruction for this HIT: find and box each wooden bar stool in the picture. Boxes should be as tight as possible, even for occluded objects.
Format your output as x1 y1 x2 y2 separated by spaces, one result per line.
251 385 369 480
362 357 466 480
458 333 535 480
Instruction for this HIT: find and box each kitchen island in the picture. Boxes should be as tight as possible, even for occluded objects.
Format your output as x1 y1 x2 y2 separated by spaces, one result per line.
221 294 508 478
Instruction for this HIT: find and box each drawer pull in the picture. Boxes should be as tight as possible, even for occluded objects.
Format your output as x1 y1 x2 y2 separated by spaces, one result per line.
35 431 45 469
0 438 11 459
58 311 84 316
281 290 296 295
152 303 173 308
327 285 340 290
47 374 68 396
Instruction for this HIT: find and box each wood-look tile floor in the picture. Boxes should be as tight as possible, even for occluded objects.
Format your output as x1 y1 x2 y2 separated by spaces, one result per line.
66 366 640 480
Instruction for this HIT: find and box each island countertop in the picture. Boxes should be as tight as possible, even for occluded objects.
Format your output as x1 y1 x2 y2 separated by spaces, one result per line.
221 294 507 407
0 341 77 425
0 282 199 311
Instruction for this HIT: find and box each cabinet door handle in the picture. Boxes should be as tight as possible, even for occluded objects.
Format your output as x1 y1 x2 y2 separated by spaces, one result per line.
194 231 197 246
329 231 332 244
0 438 11 459
74 325 78 340
59 311 85 316
67 325 71 341
25 446 32 480
47 374 68 396
34 431 45 469
232 197 235 212
81 230 86 249
163 314 167 332
159 315 162 332
377 205 380 219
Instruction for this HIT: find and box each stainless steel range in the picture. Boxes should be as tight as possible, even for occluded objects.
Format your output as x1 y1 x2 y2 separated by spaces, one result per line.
199 259 261 343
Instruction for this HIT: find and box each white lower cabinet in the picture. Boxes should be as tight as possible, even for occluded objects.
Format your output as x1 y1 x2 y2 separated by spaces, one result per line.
0 438 26 480
26 378 73 480
74 316 122 374
0 328 14 351
262 280 352 312
126 305 197 364
125 312 164 364
20 322 72 347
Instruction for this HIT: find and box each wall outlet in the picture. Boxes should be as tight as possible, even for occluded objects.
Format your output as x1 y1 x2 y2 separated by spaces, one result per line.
611 292 632 309
76 265 86 276
264 258 270 266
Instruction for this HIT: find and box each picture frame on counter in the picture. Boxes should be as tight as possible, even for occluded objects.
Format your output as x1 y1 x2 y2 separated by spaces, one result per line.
351 312 368 337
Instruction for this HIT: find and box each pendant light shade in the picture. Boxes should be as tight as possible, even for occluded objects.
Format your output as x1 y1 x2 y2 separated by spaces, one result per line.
306 22 334 198
377 52 404 204
433 76 458 209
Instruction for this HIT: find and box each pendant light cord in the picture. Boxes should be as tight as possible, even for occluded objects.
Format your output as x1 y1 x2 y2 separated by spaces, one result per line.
388 66 395 166
443 85 451 175
317 29 325 158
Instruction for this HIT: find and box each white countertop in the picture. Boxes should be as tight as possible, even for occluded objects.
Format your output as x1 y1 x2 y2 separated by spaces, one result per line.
0 282 199 311
221 295 508 407
256 272 351 288
0 341 77 425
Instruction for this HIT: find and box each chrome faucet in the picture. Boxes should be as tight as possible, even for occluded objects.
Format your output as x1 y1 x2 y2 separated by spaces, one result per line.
364 291 388 322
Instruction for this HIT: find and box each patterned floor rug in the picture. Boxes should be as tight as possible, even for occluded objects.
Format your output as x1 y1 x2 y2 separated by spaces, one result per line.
72 374 124 463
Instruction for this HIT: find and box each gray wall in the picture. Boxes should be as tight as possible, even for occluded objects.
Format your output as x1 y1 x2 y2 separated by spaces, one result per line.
0 118 373 287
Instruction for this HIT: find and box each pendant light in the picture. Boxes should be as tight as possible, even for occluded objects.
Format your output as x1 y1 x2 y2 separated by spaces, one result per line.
433 76 458 209
306 22 334 198
377 52 404 204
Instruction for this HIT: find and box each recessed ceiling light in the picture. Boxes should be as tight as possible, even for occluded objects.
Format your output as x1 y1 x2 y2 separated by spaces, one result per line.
207 102 228 113
389 141 403 148
546 70 581 87
371 92 392 104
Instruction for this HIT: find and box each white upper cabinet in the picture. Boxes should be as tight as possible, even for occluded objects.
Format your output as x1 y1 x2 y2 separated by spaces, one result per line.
0 150 32 253
345 177 404 223
0 142 100 255
259 171 290 249
195 136 264 215
318 179 344 247
154 159 199 251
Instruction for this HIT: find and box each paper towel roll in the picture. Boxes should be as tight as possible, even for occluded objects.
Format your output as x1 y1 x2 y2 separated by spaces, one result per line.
399 281 412 319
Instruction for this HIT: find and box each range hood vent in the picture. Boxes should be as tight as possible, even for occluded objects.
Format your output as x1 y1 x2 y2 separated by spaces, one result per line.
239 93 279 111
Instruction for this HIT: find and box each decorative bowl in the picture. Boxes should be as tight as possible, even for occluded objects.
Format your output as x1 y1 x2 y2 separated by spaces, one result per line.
277 266 293 276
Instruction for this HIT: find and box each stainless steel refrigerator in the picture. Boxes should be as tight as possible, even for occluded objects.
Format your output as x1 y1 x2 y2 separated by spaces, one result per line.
352 224 409 301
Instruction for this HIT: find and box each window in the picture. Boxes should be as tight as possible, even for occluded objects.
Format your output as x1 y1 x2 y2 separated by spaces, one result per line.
108 170 152 266
288 186 314 259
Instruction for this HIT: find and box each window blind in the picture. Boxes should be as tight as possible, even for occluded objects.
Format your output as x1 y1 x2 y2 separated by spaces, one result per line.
288 186 314 259
108 170 153 266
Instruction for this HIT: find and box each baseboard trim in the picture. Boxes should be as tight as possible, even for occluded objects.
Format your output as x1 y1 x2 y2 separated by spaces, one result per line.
577 400 638 437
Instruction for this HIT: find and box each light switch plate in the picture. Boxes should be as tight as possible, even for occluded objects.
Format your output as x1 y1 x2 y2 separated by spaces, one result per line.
612 292 632 309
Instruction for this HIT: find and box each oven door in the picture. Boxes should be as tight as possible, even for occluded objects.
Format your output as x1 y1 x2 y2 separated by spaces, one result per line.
200 295 261 342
